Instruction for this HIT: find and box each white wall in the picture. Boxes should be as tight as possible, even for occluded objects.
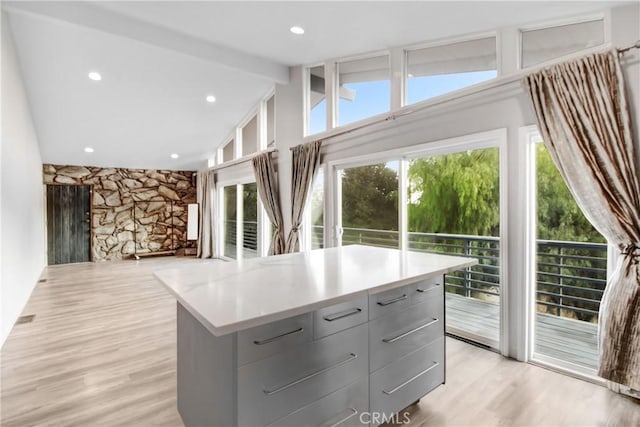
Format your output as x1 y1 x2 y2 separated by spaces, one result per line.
1 12 46 347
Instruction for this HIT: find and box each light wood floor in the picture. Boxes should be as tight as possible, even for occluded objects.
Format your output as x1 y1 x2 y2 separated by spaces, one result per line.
1 259 638 426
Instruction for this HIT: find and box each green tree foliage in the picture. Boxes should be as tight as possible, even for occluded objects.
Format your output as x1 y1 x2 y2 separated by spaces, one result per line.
243 183 258 222
341 163 398 230
337 145 602 243
408 149 499 236
535 144 604 243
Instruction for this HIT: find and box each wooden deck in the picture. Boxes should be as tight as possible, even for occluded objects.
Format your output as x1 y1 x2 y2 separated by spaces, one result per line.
446 293 599 370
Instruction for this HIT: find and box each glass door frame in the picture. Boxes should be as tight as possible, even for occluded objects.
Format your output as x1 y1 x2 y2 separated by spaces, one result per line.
327 129 508 354
216 176 268 260
523 125 614 383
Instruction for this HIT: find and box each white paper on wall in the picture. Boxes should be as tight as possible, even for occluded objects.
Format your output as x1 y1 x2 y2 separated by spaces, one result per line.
187 204 198 241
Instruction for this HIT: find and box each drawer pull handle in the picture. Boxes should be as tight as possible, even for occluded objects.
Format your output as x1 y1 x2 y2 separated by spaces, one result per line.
382 361 440 395
382 318 439 343
324 407 358 427
253 327 304 345
377 294 407 306
263 353 358 396
416 283 441 292
323 308 362 322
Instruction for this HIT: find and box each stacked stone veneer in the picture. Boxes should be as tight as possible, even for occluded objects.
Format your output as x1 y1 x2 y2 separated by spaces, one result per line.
43 164 196 261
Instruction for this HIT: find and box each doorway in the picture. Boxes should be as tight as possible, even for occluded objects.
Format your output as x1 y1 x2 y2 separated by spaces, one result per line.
46 185 92 265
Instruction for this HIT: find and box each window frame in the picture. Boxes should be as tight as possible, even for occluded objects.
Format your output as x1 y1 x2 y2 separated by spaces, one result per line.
518 13 607 70
325 128 508 351
216 175 268 260
402 32 500 107
334 51 392 128
522 125 613 382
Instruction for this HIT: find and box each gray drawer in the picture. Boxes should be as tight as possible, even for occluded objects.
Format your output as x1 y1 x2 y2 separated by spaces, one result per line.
370 338 444 421
238 323 369 427
238 313 313 366
369 283 414 320
369 276 442 320
268 377 369 427
369 296 443 372
412 276 443 305
314 295 368 339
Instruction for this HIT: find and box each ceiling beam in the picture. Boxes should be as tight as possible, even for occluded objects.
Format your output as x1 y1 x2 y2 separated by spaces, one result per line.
2 1 289 84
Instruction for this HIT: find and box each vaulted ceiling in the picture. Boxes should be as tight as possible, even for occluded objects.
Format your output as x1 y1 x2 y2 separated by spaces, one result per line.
2 1 629 170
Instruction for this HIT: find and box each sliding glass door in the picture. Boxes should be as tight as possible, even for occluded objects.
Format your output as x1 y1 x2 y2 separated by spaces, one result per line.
223 185 237 259
407 147 501 348
531 136 606 372
221 181 260 259
331 137 504 350
338 162 399 248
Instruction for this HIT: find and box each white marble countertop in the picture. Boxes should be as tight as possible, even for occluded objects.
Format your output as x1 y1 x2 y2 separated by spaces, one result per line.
154 245 477 336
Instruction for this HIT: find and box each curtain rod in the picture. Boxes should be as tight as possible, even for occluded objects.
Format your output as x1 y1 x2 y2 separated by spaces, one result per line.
208 146 277 172
289 108 419 151
617 40 640 55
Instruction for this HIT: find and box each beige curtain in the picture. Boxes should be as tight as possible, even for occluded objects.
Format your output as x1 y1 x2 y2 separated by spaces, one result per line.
252 152 286 255
286 141 322 253
525 50 640 390
196 169 217 258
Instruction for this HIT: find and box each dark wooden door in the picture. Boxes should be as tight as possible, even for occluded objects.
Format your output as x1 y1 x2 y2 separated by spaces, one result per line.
46 185 91 265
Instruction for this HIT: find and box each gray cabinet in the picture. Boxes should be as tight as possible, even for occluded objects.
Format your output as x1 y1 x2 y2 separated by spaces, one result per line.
176 275 446 427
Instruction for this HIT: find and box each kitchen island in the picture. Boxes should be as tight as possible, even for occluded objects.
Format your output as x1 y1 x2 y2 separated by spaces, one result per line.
155 245 476 427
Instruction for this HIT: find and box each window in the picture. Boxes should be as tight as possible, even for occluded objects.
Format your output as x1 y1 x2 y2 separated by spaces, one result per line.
338 55 390 126
222 139 235 163
242 116 258 156
406 37 497 105
307 65 327 135
339 162 398 248
266 95 275 147
530 134 606 372
521 19 604 68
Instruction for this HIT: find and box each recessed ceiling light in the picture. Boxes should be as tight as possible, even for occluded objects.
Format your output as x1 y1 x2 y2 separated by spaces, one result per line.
290 26 305 35
84 147 94 153
88 72 102 81
171 153 179 159
206 95 216 103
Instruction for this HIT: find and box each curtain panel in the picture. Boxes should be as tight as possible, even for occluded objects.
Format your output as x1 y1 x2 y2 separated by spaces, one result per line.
286 141 322 253
252 152 286 255
525 50 640 390
196 169 217 258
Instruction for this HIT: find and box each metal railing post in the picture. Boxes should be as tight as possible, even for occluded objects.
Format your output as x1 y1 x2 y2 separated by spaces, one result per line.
558 246 564 317
464 237 471 298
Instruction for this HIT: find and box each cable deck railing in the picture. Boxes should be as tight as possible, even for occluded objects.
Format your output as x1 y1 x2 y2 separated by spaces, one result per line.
224 222 607 324
326 226 607 324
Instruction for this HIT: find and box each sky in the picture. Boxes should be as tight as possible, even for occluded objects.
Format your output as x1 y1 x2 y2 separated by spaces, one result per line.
309 70 497 135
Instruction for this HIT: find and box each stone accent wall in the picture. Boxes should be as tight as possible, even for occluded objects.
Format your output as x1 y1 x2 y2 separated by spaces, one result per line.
43 165 196 261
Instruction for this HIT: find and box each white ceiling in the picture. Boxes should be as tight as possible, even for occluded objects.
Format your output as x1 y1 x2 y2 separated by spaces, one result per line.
2 1 630 171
